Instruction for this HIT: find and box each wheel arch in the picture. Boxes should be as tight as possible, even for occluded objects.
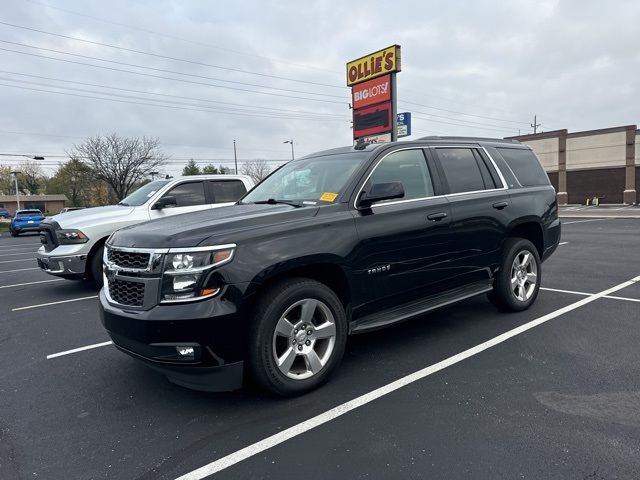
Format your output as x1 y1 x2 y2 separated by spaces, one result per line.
506 219 544 258
244 257 353 314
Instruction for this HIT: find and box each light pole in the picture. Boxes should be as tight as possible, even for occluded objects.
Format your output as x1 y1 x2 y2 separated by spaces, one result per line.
0 154 44 213
10 170 21 211
283 139 294 161
233 139 238 174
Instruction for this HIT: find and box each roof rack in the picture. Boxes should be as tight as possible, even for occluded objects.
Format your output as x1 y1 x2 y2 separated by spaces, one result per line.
417 135 521 144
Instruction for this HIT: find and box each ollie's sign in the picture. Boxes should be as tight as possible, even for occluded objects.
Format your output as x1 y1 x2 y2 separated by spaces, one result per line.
352 74 391 110
346 45 401 86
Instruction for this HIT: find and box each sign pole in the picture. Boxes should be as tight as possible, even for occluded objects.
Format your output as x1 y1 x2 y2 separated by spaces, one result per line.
390 73 398 142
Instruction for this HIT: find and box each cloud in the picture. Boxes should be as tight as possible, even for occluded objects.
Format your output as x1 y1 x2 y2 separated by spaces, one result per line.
0 0 638 175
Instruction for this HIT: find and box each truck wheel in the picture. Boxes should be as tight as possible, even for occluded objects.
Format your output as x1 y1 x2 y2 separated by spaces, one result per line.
488 238 541 312
10 229 18 237
89 245 104 288
248 278 347 396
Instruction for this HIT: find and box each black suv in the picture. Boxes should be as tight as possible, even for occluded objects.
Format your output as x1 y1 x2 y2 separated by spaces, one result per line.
99 137 560 396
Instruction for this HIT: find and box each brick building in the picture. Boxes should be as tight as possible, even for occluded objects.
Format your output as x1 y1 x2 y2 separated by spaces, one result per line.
508 125 638 205
0 194 68 215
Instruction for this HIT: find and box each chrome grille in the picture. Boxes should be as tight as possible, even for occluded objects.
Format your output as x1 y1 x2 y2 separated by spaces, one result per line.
107 249 150 270
107 277 145 307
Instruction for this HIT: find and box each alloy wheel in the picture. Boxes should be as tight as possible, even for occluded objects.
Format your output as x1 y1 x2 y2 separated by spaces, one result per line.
510 250 538 302
271 298 337 380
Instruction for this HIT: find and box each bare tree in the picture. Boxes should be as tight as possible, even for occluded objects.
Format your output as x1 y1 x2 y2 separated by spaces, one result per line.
68 134 167 200
17 161 46 194
240 158 271 184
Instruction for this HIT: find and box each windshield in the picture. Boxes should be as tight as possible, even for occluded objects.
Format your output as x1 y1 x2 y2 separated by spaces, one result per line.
118 180 170 206
242 153 368 205
17 210 42 217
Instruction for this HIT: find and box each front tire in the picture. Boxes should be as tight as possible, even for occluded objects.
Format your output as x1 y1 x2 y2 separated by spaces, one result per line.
88 244 104 288
248 278 347 396
488 238 541 312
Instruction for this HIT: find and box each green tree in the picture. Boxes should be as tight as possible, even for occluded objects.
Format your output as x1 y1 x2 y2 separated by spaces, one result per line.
47 158 95 206
0 164 13 195
202 164 219 174
182 159 201 176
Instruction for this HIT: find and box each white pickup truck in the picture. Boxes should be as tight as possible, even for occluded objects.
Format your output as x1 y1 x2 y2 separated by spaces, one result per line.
36 174 254 286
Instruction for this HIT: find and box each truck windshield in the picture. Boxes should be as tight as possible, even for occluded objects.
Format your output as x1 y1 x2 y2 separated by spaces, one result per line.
118 180 170 206
241 153 368 205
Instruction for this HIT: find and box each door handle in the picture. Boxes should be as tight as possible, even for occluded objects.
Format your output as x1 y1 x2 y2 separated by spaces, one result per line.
492 201 509 210
427 212 448 221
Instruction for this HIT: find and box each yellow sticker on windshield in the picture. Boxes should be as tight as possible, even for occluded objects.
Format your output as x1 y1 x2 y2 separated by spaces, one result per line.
320 192 338 202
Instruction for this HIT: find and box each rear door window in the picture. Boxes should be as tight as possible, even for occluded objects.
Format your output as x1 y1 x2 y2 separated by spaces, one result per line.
495 147 550 187
210 180 247 203
435 148 492 194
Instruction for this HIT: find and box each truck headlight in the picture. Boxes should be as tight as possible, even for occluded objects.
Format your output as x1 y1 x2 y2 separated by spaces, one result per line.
160 245 235 302
56 229 89 244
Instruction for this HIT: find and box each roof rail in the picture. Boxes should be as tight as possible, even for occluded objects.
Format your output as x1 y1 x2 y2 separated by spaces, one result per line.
417 135 521 144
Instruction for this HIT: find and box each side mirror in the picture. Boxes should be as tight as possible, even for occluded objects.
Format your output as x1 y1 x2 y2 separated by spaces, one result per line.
152 195 177 210
357 182 405 209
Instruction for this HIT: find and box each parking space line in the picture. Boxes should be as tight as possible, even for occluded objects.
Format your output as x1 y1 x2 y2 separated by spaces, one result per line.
0 267 39 274
0 258 35 264
0 243 41 249
11 296 98 311
0 246 40 252
0 252 38 258
175 275 640 480
558 242 568 245
0 279 64 289
541 287 640 303
562 218 608 225
47 341 113 359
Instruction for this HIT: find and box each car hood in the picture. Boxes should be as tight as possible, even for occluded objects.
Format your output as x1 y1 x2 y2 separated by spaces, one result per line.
110 203 320 249
51 205 135 229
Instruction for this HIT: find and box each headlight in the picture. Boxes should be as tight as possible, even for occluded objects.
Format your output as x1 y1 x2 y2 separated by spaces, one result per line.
56 229 89 244
160 245 235 302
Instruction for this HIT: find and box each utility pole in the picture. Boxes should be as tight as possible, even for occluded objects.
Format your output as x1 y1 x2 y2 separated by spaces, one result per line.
233 139 238 174
283 139 294 161
11 170 21 211
531 115 541 134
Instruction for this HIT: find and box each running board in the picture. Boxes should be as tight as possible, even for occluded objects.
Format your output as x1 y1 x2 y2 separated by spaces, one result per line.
351 282 494 334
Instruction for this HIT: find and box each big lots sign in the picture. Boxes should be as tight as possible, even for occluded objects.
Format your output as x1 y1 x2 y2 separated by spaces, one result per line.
351 74 391 110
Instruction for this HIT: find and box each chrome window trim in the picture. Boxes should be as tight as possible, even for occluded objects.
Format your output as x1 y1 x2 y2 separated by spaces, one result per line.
354 145 510 210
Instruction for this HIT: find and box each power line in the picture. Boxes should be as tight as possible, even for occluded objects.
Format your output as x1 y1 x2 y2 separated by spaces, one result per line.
409 114 520 134
399 99 530 125
0 20 346 90
0 82 352 121
399 106 522 131
0 39 346 99
0 76 347 120
0 70 345 118
24 0 343 76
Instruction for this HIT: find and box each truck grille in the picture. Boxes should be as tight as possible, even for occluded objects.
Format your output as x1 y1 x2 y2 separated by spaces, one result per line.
107 249 150 270
107 278 145 307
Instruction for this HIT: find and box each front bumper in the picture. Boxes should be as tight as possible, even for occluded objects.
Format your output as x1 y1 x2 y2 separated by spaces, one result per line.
36 251 87 279
99 286 250 392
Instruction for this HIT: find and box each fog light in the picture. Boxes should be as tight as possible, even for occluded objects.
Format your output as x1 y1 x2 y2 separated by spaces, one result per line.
176 346 195 357
173 275 198 291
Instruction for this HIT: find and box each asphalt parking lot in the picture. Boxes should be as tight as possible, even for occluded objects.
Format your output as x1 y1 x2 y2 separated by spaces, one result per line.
1 218 639 480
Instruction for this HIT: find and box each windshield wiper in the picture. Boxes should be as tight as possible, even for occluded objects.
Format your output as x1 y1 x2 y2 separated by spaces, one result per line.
117 202 130 206
252 198 303 208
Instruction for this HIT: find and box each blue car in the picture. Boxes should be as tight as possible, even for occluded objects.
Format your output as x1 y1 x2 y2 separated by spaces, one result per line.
10 209 45 236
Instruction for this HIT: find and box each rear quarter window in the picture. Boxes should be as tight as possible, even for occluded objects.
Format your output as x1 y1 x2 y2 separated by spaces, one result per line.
496 148 550 187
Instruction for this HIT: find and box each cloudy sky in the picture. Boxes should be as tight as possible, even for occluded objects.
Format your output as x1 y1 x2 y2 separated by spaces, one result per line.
0 0 638 175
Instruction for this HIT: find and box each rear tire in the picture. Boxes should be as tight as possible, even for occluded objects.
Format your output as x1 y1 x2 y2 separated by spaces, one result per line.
488 238 541 312
248 278 347 396
88 245 104 288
